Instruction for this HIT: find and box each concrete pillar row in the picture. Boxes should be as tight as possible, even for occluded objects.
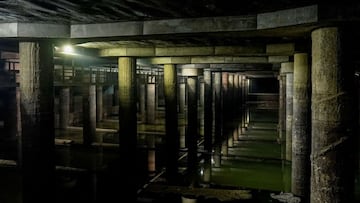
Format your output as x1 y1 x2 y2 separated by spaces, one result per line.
310 27 356 203
291 53 311 199
280 62 294 161
19 41 55 203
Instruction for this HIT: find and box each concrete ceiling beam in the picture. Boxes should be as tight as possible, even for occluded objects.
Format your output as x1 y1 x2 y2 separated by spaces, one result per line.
99 45 270 57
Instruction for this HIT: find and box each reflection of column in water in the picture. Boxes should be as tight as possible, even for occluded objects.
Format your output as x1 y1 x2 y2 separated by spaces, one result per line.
233 127 239 142
221 139 228 156
92 145 103 203
140 83 146 123
147 135 156 173
92 172 98 202
227 131 233 148
282 160 291 193
179 125 186 149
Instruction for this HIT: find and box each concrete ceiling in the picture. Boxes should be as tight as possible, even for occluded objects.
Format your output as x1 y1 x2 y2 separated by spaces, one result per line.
0 0 320 24
1 0 360 69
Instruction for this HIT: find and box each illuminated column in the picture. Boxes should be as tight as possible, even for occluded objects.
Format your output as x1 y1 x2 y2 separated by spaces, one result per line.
179 78 186 114
19 41 55 203
164 64 179 183
118 57 137 201
311 27 356 203
291 53 310 198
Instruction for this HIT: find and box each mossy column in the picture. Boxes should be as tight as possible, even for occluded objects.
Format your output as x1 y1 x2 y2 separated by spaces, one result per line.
164 64 179 183
118 57 137 201
311 27 356 203
19 41 55 203
291 53 311 199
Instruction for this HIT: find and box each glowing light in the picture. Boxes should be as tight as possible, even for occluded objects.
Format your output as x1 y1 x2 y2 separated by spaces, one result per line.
62 45 75 55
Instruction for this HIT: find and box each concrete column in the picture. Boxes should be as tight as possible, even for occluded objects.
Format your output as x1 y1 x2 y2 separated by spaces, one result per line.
103 85 114 118
4 87 17 141
278 73 286 150
311 27 356 203
19 41 55 203
281 62 294 161
245 78 250 127
291 53 311 199
203 69 212 183
96 85 103 122
227 74 234 148
213 71 222 167
16 86 22 167
233 74 240 141
113 85 119 106
147 76 156 124
163 64 179 183
59 87 70 129
83 84 97 145
241 76 247 134
238 75 244 135
187 76 199 180
118 57 137 201
221 72 229 156
179 80 186 114
140 82 146 122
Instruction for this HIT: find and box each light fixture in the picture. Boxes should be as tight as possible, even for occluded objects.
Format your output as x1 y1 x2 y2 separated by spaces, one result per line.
62 45 75 55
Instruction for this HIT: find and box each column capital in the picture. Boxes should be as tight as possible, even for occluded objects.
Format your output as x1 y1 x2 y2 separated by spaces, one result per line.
280 62 294 74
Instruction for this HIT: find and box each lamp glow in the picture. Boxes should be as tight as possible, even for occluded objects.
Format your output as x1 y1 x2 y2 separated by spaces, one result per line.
62 45 75 55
